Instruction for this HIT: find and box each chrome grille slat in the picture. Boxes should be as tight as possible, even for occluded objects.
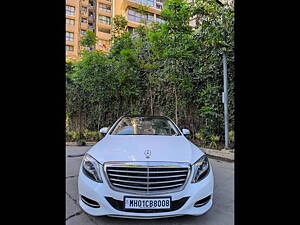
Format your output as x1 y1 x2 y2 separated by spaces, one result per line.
105 162 190 194
110 178 186 184
112 183 148 189
112 182 183 190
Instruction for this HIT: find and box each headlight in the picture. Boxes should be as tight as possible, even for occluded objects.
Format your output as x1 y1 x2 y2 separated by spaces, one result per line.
191 155 210 183
82 154 102 183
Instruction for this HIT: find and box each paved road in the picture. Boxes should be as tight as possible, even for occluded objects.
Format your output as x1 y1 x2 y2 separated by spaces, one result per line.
66 146 234 225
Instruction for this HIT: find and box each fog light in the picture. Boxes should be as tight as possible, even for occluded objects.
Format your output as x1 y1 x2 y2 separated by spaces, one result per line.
194 195 211 207
81 195 100 208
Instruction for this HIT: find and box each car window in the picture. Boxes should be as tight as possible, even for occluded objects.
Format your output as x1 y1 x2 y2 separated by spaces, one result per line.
111 117 181 136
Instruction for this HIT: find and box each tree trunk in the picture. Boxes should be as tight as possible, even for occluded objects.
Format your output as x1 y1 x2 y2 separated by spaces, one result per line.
174 87 178 124
79 109 82 140
97 102 101 131
150 88 154 115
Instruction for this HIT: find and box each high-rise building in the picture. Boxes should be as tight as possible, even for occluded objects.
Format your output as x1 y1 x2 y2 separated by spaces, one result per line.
66 0 166 61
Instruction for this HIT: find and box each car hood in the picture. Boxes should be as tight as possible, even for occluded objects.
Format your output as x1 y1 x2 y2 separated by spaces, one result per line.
87 135 204 165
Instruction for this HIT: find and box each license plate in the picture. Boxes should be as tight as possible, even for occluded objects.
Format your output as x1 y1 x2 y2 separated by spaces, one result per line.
124 197 171 209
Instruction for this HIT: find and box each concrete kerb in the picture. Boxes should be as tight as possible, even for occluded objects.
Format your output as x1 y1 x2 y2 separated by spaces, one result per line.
66 142 96 146
201 147 234 162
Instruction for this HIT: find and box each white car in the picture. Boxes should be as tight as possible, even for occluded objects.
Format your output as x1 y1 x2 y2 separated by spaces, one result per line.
78 116 214 219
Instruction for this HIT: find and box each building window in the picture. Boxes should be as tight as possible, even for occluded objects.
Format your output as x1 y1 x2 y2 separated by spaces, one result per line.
98 15 111 25
99 3 111 12
66 5 75 16
132 0 154 6
147 14 154 24
89 0 94 7
66 32 74 41
98 27 111 34
128 26 134 33
80 30 86 35
89 12 94 18
156 4 162 10
81 7 87 12
66 18 75 25
66 45 74 51
156 16 165 23
81 18 87 23
128 8 154 24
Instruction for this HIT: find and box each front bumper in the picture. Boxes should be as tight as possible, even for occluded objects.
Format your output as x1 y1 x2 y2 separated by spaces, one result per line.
78 165 214 218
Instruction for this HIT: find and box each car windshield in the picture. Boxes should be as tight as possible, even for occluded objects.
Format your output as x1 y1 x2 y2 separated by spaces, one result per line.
110 117 181 136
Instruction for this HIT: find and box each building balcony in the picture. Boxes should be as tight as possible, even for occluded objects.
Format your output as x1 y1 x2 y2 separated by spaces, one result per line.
97 0 113 6
81 10 88 17
97 28 111 40
98 10 112 17
122 0 161 15
127 20 141 28
88 16 95 23
66 40 76 47
66 24 76 32
66 0 77 6
97 22 112 30
88 25 95 29
81 23 88 30
88 5 95 12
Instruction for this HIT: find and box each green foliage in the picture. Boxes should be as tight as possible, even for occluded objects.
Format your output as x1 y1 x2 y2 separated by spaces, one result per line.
66 0 234 148
209 135 220 148
77 139 86 146
80 30 97 48
67 130 80 142
83 130 101 142
111 15 128 39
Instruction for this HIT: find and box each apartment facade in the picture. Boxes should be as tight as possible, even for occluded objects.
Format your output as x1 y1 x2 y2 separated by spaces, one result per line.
66 0 166 61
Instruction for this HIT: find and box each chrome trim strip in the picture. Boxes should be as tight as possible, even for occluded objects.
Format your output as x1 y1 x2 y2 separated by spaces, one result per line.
107 214 184 219
111 182 183 190
111 183 148 189
103 161 191 195
110 178 186 184
105 161 189 167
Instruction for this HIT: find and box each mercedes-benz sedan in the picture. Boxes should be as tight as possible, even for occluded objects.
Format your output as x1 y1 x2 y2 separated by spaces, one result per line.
78 116 214 219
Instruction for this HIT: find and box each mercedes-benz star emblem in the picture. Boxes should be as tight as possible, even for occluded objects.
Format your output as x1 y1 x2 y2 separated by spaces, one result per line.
144 150 151 158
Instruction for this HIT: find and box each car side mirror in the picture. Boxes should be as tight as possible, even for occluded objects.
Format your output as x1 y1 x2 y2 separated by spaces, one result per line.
182 129 190 135
100 127 109 134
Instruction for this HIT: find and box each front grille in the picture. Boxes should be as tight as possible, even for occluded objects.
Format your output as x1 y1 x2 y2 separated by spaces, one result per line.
104 162 191 194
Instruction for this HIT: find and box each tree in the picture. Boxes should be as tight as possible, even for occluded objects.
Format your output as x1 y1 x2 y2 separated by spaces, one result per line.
149 0 195 123
111 15 128 39
80 30 97 49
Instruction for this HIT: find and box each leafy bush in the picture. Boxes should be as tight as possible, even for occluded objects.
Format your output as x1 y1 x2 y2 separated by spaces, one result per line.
209 135 220 149
66 131 80 142
83 130 101 142
77 139 86 146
